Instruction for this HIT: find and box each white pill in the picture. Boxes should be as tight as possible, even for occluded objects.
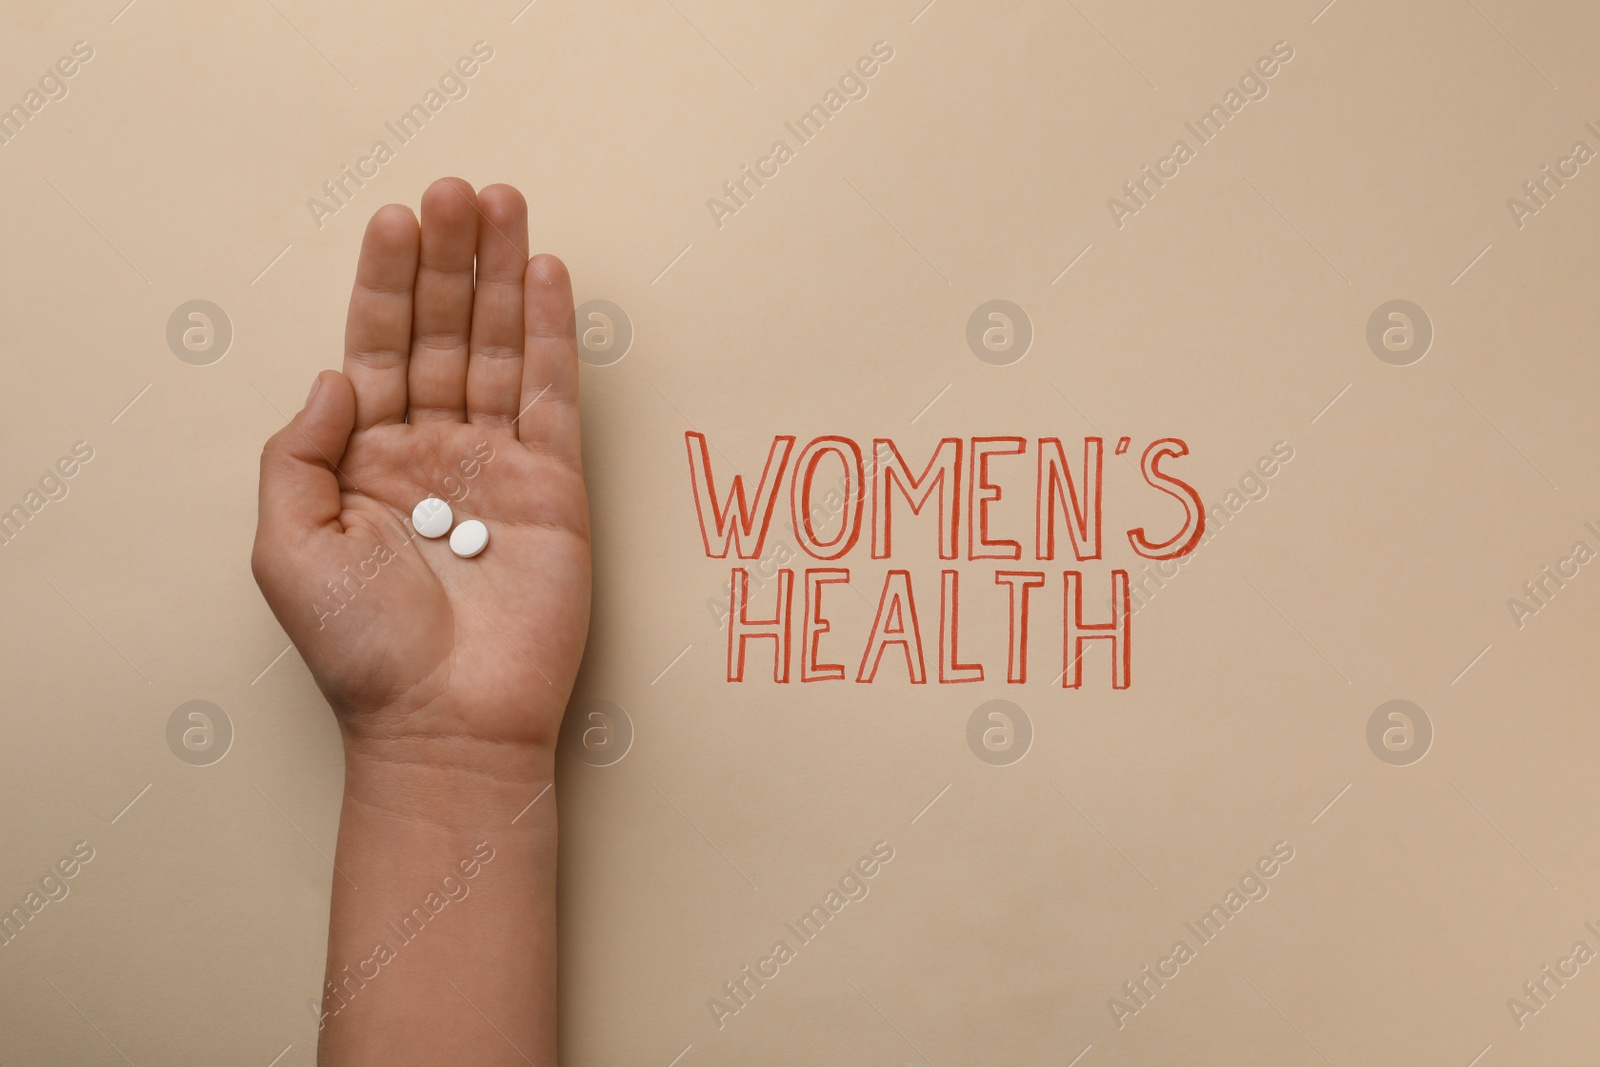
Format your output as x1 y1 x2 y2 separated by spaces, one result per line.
412 498 453 539
449 519 489 558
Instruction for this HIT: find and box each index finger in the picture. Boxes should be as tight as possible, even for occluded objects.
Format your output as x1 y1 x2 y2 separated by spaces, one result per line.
342 204 419 430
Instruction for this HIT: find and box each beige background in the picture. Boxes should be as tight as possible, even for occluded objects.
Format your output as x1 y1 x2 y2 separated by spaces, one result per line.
3 0 1600 1063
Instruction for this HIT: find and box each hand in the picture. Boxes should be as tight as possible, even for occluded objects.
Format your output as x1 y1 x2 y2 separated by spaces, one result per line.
251 178 590 756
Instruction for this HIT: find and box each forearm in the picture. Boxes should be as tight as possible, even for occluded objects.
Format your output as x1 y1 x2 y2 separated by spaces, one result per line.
316 734 558 1066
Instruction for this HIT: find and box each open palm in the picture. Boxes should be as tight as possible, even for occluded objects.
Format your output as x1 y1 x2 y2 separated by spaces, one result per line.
251 179 590 751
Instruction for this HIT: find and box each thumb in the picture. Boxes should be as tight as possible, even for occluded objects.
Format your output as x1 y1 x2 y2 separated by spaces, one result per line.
256 370 358 544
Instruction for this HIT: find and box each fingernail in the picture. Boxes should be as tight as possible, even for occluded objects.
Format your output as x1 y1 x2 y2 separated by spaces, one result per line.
305 375 322 406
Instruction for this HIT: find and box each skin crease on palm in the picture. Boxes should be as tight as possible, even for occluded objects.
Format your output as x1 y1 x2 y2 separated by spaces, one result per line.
251 177 592 755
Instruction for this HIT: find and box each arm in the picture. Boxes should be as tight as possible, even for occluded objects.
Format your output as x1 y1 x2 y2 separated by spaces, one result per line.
251 178 590 1065
318 739 557 1064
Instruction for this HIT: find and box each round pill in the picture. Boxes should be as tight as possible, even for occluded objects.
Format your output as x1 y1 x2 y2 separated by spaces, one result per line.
449 519 489 558
412 498 453 539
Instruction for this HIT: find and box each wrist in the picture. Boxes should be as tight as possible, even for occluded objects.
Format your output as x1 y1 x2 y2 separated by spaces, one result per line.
341 732 555 833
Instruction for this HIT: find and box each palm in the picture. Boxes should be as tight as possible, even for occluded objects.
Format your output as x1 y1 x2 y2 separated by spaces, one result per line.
253 180 590 749
314 421 587 743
